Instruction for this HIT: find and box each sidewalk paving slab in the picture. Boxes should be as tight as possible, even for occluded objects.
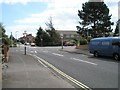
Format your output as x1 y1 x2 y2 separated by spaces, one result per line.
2 50 75 88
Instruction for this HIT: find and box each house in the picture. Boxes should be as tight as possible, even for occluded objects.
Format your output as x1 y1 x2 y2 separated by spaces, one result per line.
19 34 35 44
57 30 79 41
25 34 35 43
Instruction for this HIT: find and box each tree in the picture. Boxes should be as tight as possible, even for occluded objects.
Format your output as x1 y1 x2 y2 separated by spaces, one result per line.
36 27 45 46
0 23 11 46
114 19 120 36
45 17 61 46
35 27 51 46
77 2 114 38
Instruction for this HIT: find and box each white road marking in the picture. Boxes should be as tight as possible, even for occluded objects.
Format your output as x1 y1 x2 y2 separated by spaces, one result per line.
71 58 97 66
43 51 49 53
30 51 34 53
34 51 37 53
52 53 64 57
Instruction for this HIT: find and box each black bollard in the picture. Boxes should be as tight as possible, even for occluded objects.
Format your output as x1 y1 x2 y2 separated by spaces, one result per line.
24 46 26 55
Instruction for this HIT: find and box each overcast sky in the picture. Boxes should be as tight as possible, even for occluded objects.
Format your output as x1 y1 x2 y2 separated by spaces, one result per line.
0 0 119 38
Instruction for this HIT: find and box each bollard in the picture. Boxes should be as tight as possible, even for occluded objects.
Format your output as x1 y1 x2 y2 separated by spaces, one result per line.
24 46 26 55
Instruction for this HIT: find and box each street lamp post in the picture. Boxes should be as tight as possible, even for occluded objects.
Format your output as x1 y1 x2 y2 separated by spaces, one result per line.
61 34 64 49
15 31 18 41
119 21 120 37
118 1 120 37
15 31 18 47
41 38 43 47
23 31 27 55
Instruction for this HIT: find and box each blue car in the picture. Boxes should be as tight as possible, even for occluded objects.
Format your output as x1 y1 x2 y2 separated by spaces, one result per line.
89 37 120 60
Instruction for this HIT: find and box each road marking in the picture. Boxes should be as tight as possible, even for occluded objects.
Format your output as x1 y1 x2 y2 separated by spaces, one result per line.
30 51 34 53
43 51 49 53
29 54 92 90
52 53 64 57
34 51 37 53
71 58 97 66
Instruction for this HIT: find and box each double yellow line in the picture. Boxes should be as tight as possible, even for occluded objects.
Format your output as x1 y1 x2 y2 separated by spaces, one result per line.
29 54 92 90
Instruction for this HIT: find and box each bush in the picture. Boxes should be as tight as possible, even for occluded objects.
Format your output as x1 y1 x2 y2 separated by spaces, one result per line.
86 37 93 43
79 37 88 45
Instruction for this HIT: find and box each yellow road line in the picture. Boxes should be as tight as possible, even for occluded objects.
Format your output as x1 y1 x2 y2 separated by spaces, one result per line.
29 54 92 90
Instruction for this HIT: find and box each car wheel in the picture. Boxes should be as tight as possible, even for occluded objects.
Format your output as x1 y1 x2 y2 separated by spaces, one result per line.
113 54 119 60
94 51 99 57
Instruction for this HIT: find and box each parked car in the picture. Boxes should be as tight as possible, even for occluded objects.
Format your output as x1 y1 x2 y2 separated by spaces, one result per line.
24 43 30 45
31 43 35 46
64 42 75 46
89 37 120 60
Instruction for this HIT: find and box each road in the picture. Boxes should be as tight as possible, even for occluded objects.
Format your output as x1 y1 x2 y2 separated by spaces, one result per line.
15 45 119 88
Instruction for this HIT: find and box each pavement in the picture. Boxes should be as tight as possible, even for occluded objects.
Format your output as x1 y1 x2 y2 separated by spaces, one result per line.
2 49 75 88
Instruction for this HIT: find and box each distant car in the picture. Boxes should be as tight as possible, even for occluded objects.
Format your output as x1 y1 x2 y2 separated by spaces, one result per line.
64 42 75 46
31 43 35 46
24 43 29 45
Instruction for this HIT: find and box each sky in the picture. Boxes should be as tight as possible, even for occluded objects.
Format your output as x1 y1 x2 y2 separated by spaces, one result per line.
0 0 120 38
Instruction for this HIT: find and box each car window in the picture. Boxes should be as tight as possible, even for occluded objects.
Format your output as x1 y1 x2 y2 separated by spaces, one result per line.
101 41 110 46
112 40 120 46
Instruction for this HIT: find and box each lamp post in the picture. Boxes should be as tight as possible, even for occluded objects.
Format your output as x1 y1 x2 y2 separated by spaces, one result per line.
118 1 120 37
15 31 18 46
15 31 18 41
118 19 120 37
61 34 64 49
23 31 27 55
41 38 43 47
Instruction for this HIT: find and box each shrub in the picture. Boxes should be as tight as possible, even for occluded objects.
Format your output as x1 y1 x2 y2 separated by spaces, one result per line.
86 37 93 42
79 37 88 45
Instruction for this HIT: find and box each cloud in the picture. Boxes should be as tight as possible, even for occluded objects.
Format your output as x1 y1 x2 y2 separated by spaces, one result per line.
1 0 119 4
6 25 39 37
14 7 80 30
0 0 51 5
3 0 119 38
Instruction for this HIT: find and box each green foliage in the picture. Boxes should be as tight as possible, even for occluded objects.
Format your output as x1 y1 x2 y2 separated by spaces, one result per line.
114 19 120 36
45 17 61 46
79 37 88 45
86 37 93 42
0 23 12 46
35 27 49 46
77 2 114 38
35 25 61 46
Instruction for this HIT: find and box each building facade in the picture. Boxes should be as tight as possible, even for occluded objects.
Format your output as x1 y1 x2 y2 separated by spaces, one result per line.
57 30 79 41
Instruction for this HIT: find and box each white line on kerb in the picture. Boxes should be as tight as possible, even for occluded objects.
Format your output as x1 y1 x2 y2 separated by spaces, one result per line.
71 58 97 66
52 53 64 57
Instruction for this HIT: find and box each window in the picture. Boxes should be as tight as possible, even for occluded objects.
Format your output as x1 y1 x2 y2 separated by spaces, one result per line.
112 40 120 46
91 41 99 45
102 41 110 46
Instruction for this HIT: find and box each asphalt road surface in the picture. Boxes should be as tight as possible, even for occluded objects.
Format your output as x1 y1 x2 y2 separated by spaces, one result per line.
14 45 119 88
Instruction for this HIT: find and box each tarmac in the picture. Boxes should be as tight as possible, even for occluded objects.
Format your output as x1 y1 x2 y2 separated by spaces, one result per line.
2 49 75 88
2 47 90 89
60 47 91 56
